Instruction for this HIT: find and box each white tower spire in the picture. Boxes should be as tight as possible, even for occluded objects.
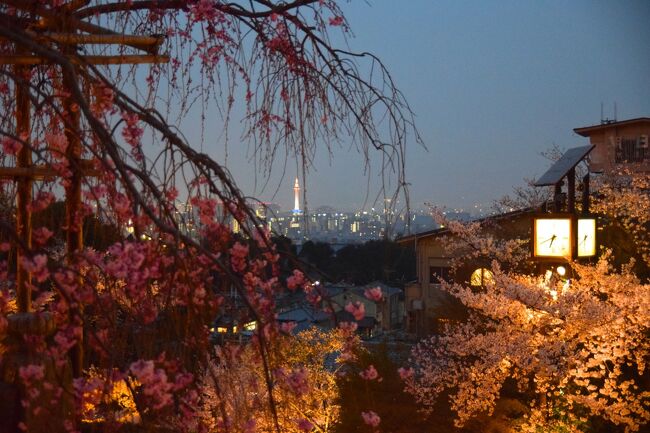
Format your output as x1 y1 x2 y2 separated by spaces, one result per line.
293 177 301 213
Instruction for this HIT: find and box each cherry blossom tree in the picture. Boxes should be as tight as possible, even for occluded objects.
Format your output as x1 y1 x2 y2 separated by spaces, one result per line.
0 1 419 431
200 328 348 433
404 199 650 432
591 170 650 270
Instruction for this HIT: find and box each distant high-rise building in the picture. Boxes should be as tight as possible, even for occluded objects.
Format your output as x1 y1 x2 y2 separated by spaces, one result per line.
293 177 301 214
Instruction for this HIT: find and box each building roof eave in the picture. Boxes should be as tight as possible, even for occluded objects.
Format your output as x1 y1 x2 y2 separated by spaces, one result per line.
396 207 536 244
573 117 650 137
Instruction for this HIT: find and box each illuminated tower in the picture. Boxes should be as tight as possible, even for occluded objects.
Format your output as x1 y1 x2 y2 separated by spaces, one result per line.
293 177 301 214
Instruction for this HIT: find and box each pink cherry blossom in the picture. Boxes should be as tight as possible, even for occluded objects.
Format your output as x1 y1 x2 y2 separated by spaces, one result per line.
1 136 22 155
284 367 309 397
286 269 305 291
397 367 413 380
363 286 383 302
32 227 53 246
121 111 144 159
19 364 45 384
45 132 68 157
21 254 49 283
345 301 365 321
361 410 381 427
359 364 379 381
329 16 344 26
129 360 174 410
229 242 249 272
296 418 314 431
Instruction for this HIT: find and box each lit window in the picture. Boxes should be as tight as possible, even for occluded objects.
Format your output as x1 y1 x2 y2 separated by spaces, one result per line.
470 268 494 287
243 321 257 331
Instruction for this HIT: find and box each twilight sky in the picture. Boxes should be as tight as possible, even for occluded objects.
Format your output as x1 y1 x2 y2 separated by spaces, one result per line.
189 0 650 212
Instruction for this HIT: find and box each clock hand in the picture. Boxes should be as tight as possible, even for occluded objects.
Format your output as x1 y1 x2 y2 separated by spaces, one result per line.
549 234 556 247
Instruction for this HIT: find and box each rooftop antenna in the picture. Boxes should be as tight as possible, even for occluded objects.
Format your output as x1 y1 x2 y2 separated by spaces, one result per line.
614 102 617 122
601 102 604 124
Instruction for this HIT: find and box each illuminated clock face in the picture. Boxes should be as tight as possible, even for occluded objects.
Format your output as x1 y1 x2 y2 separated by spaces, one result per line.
577 218 596 257
534 218 572 258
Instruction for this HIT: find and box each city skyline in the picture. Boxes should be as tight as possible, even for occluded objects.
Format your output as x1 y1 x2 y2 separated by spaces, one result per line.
179 0 650 212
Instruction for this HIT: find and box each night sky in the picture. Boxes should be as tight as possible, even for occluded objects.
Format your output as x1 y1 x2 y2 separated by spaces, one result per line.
184 0 650 212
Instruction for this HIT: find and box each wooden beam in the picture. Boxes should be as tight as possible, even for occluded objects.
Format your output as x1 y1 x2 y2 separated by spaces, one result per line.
0 54 169 65
0 161 101 180
1 0 162 54
26 32 164 47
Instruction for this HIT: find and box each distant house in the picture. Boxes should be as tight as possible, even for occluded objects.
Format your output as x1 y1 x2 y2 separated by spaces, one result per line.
396 209 534 337
368 281 404 332
277 305 331 334
574 117 650 174
322 282 404 338
267 281 405 339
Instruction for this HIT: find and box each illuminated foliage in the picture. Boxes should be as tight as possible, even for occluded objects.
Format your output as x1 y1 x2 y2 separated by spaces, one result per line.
405 191 650 432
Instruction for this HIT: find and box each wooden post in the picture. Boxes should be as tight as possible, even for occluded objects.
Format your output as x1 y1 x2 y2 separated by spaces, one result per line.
553 182 563 213
567 167 575 214
61 18 85 375
62 75 84 377
582 173 590 214
15 66 32 314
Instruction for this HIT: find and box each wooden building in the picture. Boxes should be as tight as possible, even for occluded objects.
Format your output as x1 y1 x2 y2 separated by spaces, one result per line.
574 117 650 173
397 210 534 337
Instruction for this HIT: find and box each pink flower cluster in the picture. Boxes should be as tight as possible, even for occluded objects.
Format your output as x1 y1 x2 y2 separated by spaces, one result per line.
361 410 381 427
190 196 218 225
45 132 68 158
328 16 344 26
286 269 305 291
345 301 365 321
189 0 221 22
121 112 144 159
30 191 55 213
91 83 115 115
304 283 322 305
32 227 53 247
397 367 414 380
21 255 49 283
229 242 249 273
278 367 309 397
1 136 22 155
129 360 174 410
359 364 380 381
363 286 383 302
296 419 314 431
19 364 45 384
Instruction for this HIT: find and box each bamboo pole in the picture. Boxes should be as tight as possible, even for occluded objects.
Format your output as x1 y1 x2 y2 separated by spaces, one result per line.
15 66 32 313
0 30 165 50
0 54 169 65
0 163 100 180
31 32 163 47
61 32 85 377
1 0 164 54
